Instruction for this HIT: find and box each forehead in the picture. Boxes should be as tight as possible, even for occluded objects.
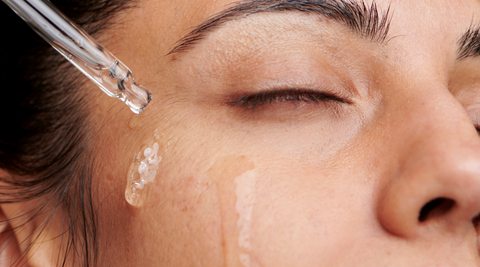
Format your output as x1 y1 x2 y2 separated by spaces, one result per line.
134 0 480 57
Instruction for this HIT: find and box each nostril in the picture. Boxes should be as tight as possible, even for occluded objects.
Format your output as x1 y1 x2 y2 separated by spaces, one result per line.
473 213 480 230
418 198 456 222
473 214 480 255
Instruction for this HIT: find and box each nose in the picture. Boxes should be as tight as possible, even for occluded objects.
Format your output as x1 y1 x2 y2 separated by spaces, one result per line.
376 86 480 239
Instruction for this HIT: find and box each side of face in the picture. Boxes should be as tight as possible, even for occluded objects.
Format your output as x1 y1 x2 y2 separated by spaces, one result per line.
85 0 480 266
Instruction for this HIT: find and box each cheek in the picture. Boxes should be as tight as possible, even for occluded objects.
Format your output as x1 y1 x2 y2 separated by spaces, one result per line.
104 125 377 267
205 155 373 267
136 172 226 266
207 155 256 266
106 88 371 266
247 168 348 266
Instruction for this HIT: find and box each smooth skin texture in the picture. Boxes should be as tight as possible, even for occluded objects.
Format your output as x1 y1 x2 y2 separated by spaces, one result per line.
3 0 480 266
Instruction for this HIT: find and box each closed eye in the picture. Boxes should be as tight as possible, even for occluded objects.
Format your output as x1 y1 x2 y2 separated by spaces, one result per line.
228 89 351 110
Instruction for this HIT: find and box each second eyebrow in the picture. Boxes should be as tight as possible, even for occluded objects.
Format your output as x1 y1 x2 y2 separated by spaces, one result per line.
458 25 480 60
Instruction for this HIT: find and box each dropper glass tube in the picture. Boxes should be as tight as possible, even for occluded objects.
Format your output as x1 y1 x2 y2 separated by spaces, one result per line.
2 0 152 114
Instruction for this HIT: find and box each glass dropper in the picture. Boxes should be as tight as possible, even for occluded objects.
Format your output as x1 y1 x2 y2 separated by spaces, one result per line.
2 0 152 114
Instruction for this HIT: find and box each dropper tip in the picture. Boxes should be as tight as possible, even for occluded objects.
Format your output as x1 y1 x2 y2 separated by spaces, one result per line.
124 82 152 114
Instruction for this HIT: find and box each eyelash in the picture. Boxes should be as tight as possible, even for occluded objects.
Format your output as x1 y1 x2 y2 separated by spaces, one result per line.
229 89 351 109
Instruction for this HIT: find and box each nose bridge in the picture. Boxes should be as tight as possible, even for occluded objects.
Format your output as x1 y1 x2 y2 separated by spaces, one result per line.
375 80 480 238
399 95 478 181
383 79 479 173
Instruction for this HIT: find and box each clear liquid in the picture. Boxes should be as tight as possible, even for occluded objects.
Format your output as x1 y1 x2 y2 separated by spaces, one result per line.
126 143 161 207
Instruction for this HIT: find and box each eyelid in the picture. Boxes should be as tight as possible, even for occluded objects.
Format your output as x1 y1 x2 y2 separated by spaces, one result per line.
226 88 352 110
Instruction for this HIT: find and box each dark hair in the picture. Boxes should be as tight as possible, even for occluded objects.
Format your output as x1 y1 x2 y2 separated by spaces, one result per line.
0 0 135 266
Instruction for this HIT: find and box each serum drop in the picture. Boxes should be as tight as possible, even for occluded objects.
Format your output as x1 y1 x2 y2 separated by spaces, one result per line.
125 142 161 207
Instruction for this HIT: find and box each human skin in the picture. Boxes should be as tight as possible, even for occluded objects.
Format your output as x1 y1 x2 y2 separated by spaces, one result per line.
4 0 480 266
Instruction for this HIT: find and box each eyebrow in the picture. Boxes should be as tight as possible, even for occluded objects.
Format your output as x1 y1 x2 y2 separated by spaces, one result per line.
458 25 480 60
167 0 391 56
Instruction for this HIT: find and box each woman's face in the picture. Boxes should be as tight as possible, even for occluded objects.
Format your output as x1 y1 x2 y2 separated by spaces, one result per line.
85 0 480 266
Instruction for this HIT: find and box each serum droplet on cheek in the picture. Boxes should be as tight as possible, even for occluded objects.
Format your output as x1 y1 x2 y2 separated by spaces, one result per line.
235 170 257 267
125 142 162 207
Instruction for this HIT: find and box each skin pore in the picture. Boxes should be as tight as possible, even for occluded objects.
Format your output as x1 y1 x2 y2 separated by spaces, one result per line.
4 0 480 266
